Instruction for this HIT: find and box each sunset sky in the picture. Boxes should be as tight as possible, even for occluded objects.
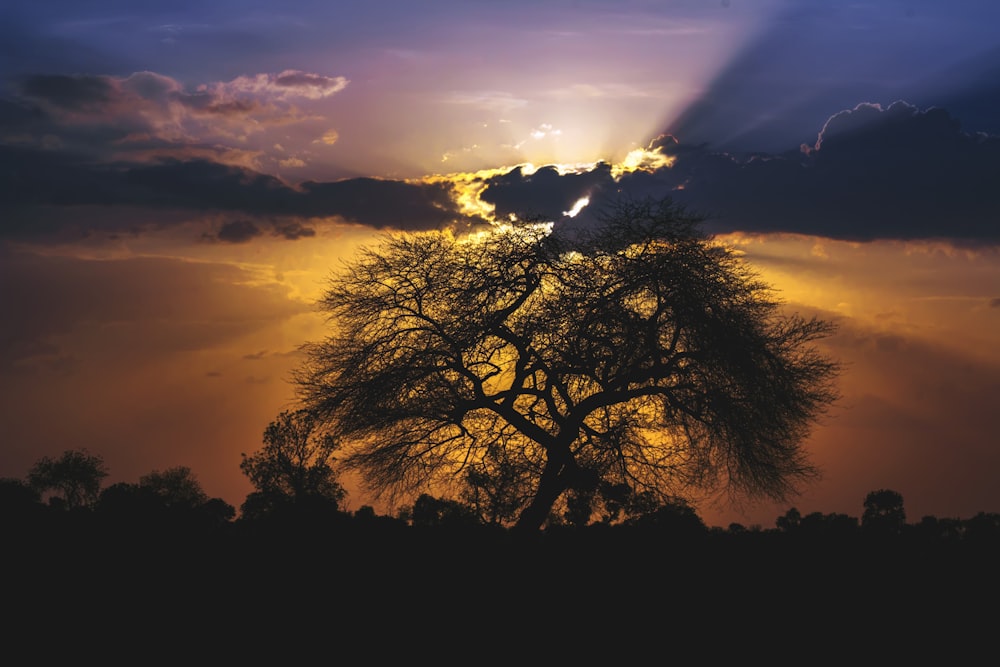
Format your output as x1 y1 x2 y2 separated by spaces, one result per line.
2 0 998 528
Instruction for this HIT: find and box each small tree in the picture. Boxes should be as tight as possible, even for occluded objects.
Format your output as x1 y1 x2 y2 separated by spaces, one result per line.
239 410 347 519
27 448 108 510
410 493 480 528
862 489 906 536
139 466 210 510
295 198 841 531
776 507 802 532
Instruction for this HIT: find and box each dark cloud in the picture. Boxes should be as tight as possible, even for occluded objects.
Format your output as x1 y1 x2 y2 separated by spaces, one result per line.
20 74 116 110
480 163 614 220
891 44 1000 141
3 81 997 245
120 158 291 211
214 219 262 244
273 221 316 240
0 148 476 242
584 102 999 243
660 101 1000 242
296 177 472 229
990 298 1000 308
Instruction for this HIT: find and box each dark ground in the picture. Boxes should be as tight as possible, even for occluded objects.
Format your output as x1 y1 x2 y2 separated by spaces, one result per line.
5 519 997 662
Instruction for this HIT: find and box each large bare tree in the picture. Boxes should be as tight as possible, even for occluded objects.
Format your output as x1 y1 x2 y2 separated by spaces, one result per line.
295 199 840 531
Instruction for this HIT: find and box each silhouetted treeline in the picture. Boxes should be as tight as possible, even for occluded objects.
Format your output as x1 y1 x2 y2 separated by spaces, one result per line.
5 471 999 664
5 471 1000 549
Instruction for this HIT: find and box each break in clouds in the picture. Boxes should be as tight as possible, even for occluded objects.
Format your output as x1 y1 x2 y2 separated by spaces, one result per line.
504 101 1000 244
1 68 999 245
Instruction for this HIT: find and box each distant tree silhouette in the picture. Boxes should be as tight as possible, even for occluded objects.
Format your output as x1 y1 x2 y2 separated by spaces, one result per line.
294 198 841 531
98 482 164 519
776 507 803 532
458 438 536 526
0 477 41 509
799 511 859 538
410 493 481 528
354 504 378 521
239 410 347 520
963 512 1000 543
0 477 45 529
196 497 237 528
862 489 906 536
622 496 707 535
912 514 963 542
139 466 209 509
97 472 234 534
27 448 108 510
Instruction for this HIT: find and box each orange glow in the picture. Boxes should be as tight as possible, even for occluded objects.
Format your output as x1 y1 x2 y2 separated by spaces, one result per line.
611 146 675 178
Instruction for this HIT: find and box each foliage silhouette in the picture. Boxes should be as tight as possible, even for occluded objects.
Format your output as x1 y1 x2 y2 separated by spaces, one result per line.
294 197 841 531
862 488 907 536
239 409 347 521
138 465 210 509
410 492 482 528
27 448 108 510
96 479 235 536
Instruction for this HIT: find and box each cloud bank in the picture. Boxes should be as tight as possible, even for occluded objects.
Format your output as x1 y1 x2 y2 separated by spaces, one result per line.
2 79 998 245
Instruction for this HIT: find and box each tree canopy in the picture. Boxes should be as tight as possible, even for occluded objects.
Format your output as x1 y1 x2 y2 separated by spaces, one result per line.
27 448 109 510
239 409 347 519
294 198 841 531
139 466 210 509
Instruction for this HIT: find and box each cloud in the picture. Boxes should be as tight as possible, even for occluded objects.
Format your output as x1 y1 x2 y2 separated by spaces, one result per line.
210 70 349 101
20 74 116 110
297 177 472 229
480 163 615 221
656 101 1000 242
481 101 1000 244
214 220 262 244
5 83 999 245
0 148 477 242
274 221 316 240
314 130 340 145
8 70 347 159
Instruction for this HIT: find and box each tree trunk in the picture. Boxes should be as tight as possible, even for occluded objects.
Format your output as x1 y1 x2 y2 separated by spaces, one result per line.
512 458 571 532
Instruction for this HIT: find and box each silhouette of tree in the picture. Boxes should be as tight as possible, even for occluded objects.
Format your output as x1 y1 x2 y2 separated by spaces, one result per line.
295 198 841 531
459 447 534 526
963 512 1000 543
800 511 859 538
97 473 234 534
410 493 480 528
239 409 347 520
98 482 164 518
912 515 963 542
776 507 802 532
0 477 41 509
27 448 108 510
139 466 209 509
622 496 707 535
0 478 45 530
196 497 237 528
862 489 906 536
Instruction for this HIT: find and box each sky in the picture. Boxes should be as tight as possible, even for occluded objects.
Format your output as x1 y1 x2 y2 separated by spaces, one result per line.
2 0 998 528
